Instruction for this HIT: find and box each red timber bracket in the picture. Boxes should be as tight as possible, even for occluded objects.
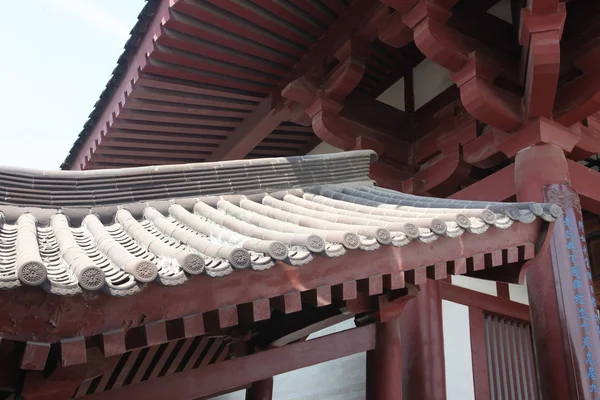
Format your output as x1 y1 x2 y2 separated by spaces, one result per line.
406 102 474 195
400 0 565 133
207 0 388 162
371 2 415 49
555 23 600 126
281 38 412 187
571 113 600 160
463 116 600 169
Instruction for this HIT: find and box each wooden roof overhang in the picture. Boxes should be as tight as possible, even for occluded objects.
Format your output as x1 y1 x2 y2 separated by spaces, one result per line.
0 151 559 398
60 0 426 172
59 0 600 201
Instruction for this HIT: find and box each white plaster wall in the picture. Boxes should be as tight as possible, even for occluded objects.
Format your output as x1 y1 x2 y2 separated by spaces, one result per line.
451 275 498 296
450 274 530 305
377 77 405 111
488 0 512 23
376 58 454 112
306 141 343 155
442 300 475 400
508 276 530 305
413 58 454 109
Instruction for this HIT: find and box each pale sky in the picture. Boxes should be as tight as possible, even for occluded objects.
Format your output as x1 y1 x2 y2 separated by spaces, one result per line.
0 0 146 170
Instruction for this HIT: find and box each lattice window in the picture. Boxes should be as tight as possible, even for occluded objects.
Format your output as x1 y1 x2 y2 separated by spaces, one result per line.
484 314 540 400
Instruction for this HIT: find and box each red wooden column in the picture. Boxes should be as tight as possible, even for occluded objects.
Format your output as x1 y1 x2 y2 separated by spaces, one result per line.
366 316 403 399
516 142 600 400
245 378 273 400
400 280 446 399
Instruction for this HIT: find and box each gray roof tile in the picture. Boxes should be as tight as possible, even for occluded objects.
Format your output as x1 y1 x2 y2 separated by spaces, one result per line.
0 151 559 295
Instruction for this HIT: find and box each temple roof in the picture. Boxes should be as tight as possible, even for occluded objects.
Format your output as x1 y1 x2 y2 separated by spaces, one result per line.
0 151 560 296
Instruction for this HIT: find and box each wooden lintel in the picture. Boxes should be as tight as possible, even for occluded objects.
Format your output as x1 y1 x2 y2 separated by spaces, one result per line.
80 325 376 400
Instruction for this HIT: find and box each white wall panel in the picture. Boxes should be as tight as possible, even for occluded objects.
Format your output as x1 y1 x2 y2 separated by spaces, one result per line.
451 275 498 296
442 300 475 400
377 77 405 111
508 283 529 305
306 141 343 155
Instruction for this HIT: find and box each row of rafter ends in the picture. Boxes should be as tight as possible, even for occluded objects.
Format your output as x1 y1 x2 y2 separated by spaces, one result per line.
0 152 374 207
17 243 535 371
0 183 558 295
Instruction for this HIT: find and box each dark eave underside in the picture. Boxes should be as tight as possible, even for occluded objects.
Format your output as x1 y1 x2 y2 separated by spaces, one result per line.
60 0 426 170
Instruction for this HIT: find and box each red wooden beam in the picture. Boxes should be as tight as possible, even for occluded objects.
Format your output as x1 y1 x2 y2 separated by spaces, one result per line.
366 318 403 399
207 0 381 161
400 280 446 399
81 325 376 400
0 223 543 343
555 69 600 127
22 348 119 400
520 3 565 120
449 164 515 202
401 149 472 197
401 0 565 133
440 281 531 321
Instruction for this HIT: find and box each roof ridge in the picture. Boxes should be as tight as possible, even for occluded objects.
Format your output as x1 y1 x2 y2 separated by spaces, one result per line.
0 150 377 209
